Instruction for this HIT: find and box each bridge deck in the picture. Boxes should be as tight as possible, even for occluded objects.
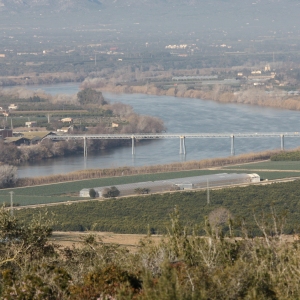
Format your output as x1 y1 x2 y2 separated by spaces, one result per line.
47 132 300 140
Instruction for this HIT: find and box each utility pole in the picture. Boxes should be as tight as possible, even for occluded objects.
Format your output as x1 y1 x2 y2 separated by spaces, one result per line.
207 179 210 205
9 191 14 216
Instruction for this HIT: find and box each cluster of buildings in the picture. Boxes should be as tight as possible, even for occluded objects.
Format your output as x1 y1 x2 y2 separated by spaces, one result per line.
0 103 18 117
0 129 56 146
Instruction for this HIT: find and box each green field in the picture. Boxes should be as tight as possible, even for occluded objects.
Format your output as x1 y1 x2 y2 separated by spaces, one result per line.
15 179 300 235
2 165 300 206
0 169 245 206
224 160 300 171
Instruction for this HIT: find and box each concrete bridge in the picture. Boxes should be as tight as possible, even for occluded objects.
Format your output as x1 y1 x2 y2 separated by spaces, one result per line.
45 132 300 157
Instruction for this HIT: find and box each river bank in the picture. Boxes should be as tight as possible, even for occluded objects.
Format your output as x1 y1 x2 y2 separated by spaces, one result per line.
83 82 300 111
16 150 279 187
3 72 300 112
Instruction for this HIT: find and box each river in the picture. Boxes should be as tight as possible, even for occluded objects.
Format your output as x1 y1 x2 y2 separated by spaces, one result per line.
16 83 300 178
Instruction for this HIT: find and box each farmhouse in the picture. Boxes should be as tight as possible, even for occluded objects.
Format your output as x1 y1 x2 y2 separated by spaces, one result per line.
57 126 73 133
61 117 73 123
8 104 18 110
25 121 37 128
5 137 31 146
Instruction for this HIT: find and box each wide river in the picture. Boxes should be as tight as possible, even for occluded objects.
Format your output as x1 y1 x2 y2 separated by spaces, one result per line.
16 83 300 178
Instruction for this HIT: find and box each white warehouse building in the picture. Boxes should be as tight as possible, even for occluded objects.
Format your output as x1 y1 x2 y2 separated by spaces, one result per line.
79 173 260 198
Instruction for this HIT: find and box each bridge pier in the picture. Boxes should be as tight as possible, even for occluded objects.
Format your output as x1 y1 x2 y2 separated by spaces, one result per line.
179 136 186 155
83 136 87 157
132 136 135 155
280 134 284 150
231 134 235 156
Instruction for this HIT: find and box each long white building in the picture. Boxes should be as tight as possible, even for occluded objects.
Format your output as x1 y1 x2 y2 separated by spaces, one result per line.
79 173 260 198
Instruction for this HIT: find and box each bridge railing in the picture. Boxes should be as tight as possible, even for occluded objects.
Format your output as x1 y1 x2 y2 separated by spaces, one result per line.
44 132 300 157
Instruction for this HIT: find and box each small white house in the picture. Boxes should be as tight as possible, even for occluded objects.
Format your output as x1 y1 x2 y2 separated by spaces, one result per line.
61 117 73 123
8 104 18 110
25 121 37 128
248 173 260 183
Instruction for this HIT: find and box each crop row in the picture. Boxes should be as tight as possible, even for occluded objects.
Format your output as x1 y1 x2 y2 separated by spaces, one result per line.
15 179 300 235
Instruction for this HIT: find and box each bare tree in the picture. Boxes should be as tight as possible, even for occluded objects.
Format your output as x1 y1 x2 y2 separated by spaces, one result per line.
208 207 232 238
0 164 18 188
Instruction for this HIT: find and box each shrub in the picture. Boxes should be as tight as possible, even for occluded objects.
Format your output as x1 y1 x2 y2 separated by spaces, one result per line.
102 186 120 198
134 188 150 194
89 188 97 198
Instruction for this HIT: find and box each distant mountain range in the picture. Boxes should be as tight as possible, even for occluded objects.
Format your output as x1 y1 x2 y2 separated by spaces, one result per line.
0 0 299 42
0 0 296 12
0 0 103 12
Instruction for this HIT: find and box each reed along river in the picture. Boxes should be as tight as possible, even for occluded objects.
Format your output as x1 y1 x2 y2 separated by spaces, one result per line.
16 83 300 178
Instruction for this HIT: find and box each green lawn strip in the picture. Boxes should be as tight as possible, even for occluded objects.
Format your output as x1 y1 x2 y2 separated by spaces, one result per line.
15 179 300 235
223 161 300 171
257 171 300 180
0 169 249 198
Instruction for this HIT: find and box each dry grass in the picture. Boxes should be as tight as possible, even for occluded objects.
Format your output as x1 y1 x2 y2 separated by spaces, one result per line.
51 231 162 249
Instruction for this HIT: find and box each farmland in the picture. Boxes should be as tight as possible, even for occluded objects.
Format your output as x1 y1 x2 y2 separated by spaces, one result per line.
0 169 244 206
1 160 300 206
15 178 300 235
224 160 300 171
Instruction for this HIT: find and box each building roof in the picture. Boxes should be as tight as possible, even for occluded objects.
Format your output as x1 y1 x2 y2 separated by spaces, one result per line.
21 131 56 140
5 137 31 144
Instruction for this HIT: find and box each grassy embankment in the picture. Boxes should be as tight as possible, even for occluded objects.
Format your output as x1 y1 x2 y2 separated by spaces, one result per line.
17 149 283 187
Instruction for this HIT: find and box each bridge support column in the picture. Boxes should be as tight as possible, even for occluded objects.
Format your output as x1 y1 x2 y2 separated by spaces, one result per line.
132 136 135 155
231 134 235 156
179 136 186 155
280 134 284 150
83 137 87 157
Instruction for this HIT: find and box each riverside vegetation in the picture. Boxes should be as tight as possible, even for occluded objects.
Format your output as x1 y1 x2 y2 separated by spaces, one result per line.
0 149 282 188
2 205 300 299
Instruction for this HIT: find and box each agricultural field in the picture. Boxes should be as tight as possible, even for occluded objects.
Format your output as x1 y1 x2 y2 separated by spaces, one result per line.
1 166 300 206
16 179 300 235
223 160 300 171
0 169 242 206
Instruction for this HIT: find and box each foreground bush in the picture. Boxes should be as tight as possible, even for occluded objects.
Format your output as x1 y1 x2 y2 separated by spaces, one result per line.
1 206 300 299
